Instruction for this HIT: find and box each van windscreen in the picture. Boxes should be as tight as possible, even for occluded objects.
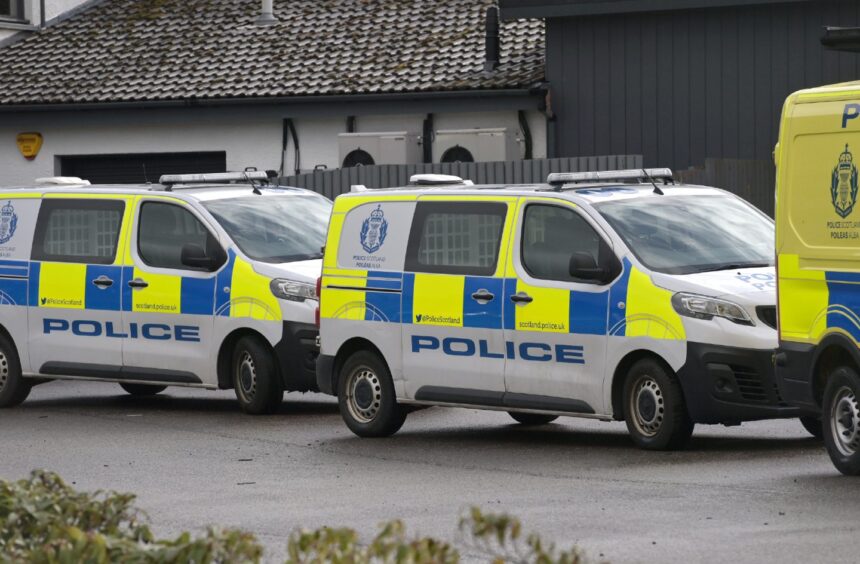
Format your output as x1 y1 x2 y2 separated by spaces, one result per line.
204 194 331 263
595 194 774 275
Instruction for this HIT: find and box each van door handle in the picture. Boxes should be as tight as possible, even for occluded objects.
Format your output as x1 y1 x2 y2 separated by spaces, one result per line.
510 292 533 304
471 290 495 302
128 278 148 289
91 276 114 289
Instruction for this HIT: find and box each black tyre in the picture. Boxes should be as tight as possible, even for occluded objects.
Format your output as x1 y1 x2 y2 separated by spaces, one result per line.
0 333 29 408
337 350 406 437
823 366 860 475
233 336 283 415
622 358 694 450
508 412 558 426
120 383 167 396
799 415 823 439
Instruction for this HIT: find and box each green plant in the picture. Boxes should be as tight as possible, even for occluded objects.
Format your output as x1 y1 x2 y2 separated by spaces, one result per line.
286 508 594 564
0 470 262 563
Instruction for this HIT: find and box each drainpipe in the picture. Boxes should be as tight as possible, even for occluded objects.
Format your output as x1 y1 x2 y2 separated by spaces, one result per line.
39 0 46 28
484 6 500 72
255 0 277 26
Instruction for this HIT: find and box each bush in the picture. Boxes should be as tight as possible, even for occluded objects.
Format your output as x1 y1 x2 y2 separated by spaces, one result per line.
0 471 594 564
0 470 262 563
285 507 592 564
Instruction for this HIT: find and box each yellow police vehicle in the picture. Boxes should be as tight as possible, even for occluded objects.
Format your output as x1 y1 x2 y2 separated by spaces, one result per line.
775 81 860 474
316 171 799 450
0 172 330 414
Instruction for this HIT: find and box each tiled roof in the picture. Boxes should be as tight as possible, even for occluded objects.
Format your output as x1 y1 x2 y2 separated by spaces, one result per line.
0 0 544 105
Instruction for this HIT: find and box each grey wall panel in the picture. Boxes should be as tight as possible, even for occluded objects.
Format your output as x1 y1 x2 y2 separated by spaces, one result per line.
547 0 860 171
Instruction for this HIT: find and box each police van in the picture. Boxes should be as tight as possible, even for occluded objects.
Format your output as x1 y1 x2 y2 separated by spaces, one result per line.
0 172 330 414
316 170 801 450
775 81 860 474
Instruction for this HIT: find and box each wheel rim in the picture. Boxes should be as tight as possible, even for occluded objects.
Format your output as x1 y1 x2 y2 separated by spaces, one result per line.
0 352 7 392
237 351 257 401
345 366 382 424
630 375 664 437
830 386 860 457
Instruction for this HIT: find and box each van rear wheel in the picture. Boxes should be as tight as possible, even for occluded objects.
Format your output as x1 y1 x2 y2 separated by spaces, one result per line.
509 412 558 426
233 336 283 415
823 366 860 475
0 333 29 408
623 358 693 450
338 350 406 437
120 383 167 396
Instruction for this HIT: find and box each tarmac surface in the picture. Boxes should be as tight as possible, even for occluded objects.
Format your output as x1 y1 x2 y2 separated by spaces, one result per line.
1 380 858 563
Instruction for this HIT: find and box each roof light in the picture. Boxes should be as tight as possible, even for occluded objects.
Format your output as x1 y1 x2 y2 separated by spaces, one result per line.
34 176 91 186
547 168 674 185
159 171 270 185
409 174 472 186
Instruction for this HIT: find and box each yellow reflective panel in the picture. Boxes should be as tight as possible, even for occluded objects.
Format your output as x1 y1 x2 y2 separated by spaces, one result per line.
321 289 366 320
334 194 418 214
777 253 828 343
412 273 464 327
230 258 281 321
38 263 86 309
514 281 569 333
132 268 181 314
625 268 685 340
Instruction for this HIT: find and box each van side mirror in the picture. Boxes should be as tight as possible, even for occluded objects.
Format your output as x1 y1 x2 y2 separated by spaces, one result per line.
569 252 608 283
181 243 221 271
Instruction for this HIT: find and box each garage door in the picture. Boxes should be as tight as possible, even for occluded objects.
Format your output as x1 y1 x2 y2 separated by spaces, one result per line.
59 152 227 184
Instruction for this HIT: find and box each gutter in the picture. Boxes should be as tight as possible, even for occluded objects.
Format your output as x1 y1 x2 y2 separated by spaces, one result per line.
822 26 860 53
0 88 546 113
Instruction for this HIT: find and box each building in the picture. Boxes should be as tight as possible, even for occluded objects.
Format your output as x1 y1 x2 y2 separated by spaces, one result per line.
500 0 860 208
0 0 547 185
0 0 92 43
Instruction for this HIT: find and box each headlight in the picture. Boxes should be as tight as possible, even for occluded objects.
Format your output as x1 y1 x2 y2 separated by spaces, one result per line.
270 278 317 302
671 293 753 325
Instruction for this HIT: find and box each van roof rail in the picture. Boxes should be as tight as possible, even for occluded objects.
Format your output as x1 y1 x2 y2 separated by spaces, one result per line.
547 168 674 186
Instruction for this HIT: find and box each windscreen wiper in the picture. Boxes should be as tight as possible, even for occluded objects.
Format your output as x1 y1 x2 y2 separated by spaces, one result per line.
693 262 772 273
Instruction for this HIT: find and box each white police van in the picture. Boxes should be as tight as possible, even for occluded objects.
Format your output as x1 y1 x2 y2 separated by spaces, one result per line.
316 170 806 450
0 172 330 414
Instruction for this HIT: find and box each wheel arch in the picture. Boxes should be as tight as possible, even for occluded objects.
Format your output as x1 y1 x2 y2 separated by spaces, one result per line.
216 327 275 390
610 349 675 421
811 333 860 409
330 337 389 397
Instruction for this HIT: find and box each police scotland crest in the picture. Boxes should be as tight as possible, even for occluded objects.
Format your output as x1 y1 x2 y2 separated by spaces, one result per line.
831 144 859 219
0 201 18 245
360 205 388 254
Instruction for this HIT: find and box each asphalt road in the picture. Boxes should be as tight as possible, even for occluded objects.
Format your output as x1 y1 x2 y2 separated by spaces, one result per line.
1 380 857 563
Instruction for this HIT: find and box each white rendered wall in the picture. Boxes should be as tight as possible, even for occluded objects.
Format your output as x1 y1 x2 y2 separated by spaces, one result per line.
1 0 90 42
0 106 547 186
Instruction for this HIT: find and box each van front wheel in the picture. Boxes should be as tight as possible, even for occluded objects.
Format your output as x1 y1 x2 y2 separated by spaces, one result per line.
623 358 693 450
823 366 860 475
233 336 283 415
338 351 406 437
0 333 29 408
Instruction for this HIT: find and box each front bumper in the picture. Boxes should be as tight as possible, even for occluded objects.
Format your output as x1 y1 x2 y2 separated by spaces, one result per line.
676 342 800 424
273 321 320 392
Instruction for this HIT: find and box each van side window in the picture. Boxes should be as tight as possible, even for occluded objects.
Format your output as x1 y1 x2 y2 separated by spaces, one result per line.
521 204 612 283
31 199 124 264
138 202 221 270
405 201 506 276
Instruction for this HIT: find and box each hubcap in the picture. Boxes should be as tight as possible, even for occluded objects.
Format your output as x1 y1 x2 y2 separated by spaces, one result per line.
238 352 257 400
345 367 382 424
631 376 664 437
830 386 860 457
0 352 7 391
